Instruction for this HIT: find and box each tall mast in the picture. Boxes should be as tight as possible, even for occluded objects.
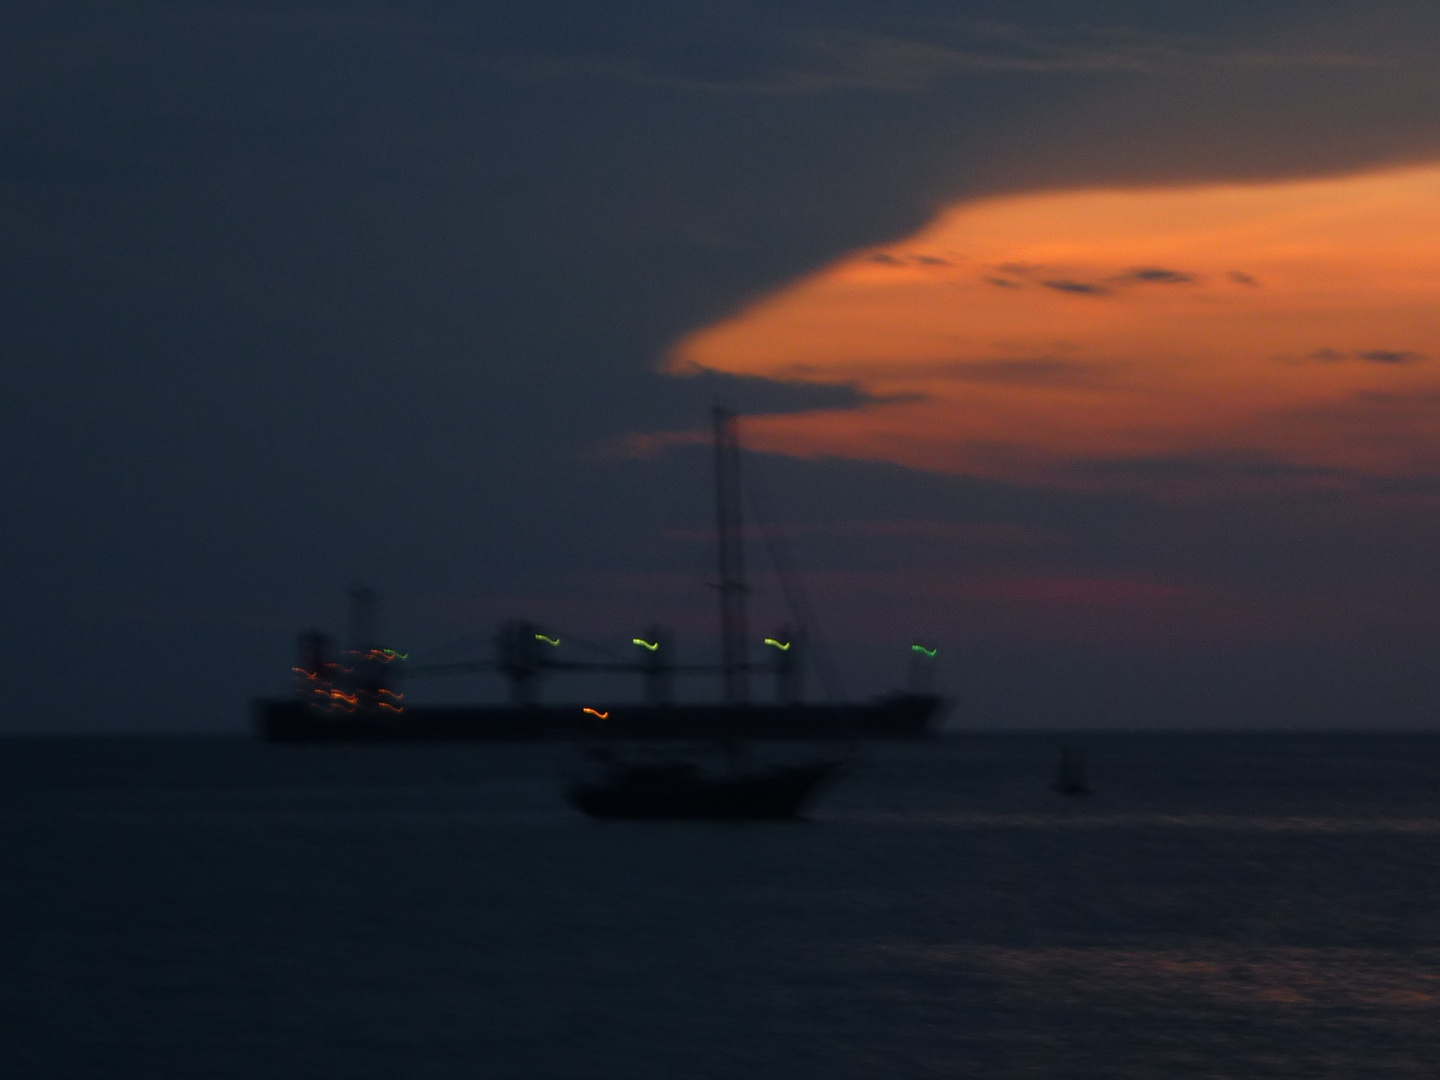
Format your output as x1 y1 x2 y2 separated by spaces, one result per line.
713 406 749 704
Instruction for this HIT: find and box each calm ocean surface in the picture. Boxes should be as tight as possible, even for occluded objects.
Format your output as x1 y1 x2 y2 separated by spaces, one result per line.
2 733 1438 1078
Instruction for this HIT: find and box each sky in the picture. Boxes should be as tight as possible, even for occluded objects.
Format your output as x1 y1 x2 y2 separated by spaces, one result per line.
668 166 1440 486
6 1 1440 731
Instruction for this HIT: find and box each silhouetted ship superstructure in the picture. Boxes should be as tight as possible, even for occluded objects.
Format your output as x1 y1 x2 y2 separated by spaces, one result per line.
256 408 948 744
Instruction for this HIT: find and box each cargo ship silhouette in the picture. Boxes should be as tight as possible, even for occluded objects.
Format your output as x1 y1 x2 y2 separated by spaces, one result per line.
256 409 949 743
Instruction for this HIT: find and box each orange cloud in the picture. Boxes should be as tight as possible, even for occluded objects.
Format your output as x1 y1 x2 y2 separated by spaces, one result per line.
664 164 1440 490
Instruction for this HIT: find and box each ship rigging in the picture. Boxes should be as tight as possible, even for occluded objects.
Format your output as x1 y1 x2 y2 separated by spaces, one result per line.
257 408 949 742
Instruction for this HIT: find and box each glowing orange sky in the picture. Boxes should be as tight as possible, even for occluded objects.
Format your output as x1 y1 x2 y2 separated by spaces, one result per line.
665 164 1440 489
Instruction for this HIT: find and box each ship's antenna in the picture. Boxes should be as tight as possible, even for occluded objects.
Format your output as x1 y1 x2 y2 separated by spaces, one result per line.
713 406 749 704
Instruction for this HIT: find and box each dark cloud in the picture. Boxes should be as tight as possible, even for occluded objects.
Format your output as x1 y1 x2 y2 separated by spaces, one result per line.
1302 348 1427 364
1357 349 1427 364
1000 264 1197 291
653 369 886 416
870 252 952 267
1042 278 1109 295
492 22 1393 97
1228 271 1261 286
1111 266 1198 285
984 276 1024 288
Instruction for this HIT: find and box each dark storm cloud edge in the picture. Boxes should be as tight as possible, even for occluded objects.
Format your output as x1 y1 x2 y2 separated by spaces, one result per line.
479 23 1391 97
654 369 890 416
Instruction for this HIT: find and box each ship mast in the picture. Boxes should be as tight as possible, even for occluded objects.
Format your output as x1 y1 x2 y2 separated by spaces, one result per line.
713 406 749 704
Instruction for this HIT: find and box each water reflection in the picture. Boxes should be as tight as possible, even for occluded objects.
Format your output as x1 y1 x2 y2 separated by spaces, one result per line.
885 943 1440 1009
832 810 1440 833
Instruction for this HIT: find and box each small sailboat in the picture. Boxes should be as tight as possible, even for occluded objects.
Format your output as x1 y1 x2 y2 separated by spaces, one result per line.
566 407 847 821
1050 746 1090 795
566 751 842 820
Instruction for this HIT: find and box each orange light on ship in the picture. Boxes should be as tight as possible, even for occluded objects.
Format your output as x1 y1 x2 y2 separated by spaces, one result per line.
582 707 610 720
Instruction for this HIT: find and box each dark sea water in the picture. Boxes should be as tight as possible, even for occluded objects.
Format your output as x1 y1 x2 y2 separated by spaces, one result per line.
2 733 1439 1078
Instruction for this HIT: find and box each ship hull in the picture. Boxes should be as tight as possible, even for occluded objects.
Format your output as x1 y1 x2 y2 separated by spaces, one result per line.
255 694 946 743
